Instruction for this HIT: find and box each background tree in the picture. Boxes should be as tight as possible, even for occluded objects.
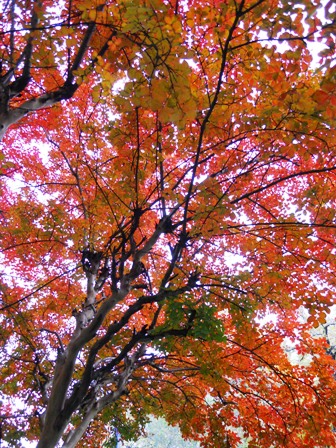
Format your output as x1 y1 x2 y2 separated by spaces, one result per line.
112 417 201 448
0 0 336 447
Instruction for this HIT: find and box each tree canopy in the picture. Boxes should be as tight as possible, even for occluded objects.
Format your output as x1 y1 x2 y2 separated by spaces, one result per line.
0 0 336 447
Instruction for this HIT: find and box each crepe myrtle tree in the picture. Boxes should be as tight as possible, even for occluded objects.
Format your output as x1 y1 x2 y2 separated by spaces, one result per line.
0 0 336 447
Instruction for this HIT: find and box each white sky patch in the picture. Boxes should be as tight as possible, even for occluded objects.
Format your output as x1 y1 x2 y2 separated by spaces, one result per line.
112 77 129 94
224 251 248 270
255 309 279 327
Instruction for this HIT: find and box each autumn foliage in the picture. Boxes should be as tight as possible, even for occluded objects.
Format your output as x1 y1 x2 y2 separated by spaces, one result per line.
0 0 336 447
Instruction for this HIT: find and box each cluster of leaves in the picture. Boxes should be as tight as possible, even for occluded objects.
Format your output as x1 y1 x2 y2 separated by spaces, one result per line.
0 0 336 447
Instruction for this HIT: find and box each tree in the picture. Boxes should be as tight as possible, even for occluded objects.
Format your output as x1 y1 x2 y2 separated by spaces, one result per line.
116 416 201 448
0 0 336 447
